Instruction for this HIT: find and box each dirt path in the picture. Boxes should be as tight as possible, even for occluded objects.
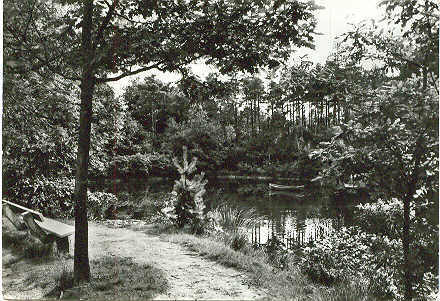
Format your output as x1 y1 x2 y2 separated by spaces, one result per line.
3 221 266 300
89 222 266 300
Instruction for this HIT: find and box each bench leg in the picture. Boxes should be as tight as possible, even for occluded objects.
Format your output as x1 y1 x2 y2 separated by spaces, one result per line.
56 237 69 253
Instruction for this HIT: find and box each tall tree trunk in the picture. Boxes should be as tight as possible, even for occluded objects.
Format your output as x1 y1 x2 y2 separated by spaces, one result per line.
74 0 95 284
271 101 274 122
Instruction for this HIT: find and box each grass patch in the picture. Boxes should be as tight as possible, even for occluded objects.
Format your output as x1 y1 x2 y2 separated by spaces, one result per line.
162 232 381 300
57 256 169 300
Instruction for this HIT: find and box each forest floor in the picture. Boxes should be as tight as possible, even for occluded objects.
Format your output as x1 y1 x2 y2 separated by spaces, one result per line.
2 219 267 300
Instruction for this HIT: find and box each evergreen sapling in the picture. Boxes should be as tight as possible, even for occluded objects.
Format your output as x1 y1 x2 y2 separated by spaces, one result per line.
162 146 207 232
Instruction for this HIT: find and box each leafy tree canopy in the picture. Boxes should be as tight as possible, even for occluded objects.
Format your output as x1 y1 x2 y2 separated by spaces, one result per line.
5 0 321 82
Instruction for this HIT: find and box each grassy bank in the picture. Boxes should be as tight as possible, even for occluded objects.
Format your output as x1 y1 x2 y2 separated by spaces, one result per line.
162 232 379 301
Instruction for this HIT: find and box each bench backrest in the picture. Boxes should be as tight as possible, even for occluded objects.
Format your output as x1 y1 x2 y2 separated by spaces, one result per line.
2 200 43 218
3 205 26 231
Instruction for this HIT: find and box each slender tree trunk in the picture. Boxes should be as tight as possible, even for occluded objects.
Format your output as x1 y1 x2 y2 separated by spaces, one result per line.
402 193 412 300
402 136 423 300
302 101 305 128
234 102 239 142
326 99 329 127
74 0 95 283
256 95 259 133
337 102 341 123
271 101 274 122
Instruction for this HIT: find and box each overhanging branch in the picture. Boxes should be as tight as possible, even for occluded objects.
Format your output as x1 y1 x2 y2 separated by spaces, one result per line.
96 54 204 83
96 62 167 83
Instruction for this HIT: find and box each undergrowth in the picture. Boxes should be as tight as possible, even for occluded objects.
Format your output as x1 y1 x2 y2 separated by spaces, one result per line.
2 229 55 260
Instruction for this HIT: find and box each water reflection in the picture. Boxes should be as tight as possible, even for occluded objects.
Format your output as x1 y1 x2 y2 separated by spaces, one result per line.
207 182 346 249
249 212 343 249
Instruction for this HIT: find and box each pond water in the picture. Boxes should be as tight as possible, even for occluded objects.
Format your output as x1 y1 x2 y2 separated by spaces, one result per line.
96 177 353 249
206 179 347 249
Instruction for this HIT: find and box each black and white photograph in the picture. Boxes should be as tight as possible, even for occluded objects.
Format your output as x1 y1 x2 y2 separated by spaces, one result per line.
2 0 439 299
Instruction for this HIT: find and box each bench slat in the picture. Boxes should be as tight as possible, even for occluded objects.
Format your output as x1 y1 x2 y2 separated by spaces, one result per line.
35 217 74 238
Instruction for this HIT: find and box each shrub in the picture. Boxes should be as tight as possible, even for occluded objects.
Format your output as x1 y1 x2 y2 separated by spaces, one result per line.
87 191 119 220
108 154 151 178
225 232 249 251
3 228 55 259
23 239 55 259
207 204 261 251
301 198 439 300
355 198 439 299
133 191 171 220
148 153 173 177
265 236 288 270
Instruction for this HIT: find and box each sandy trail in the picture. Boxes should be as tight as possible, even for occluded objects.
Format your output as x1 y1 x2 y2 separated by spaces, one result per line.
3 221 266 300
89 222 266 300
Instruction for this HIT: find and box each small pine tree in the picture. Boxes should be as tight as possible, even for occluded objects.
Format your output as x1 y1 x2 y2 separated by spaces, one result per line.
162 146 207 231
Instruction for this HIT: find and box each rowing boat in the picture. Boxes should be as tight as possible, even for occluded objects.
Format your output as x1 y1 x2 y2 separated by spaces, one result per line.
269 183 304 190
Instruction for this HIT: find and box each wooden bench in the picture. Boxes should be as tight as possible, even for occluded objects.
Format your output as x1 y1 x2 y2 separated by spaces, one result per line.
2 200 74 254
